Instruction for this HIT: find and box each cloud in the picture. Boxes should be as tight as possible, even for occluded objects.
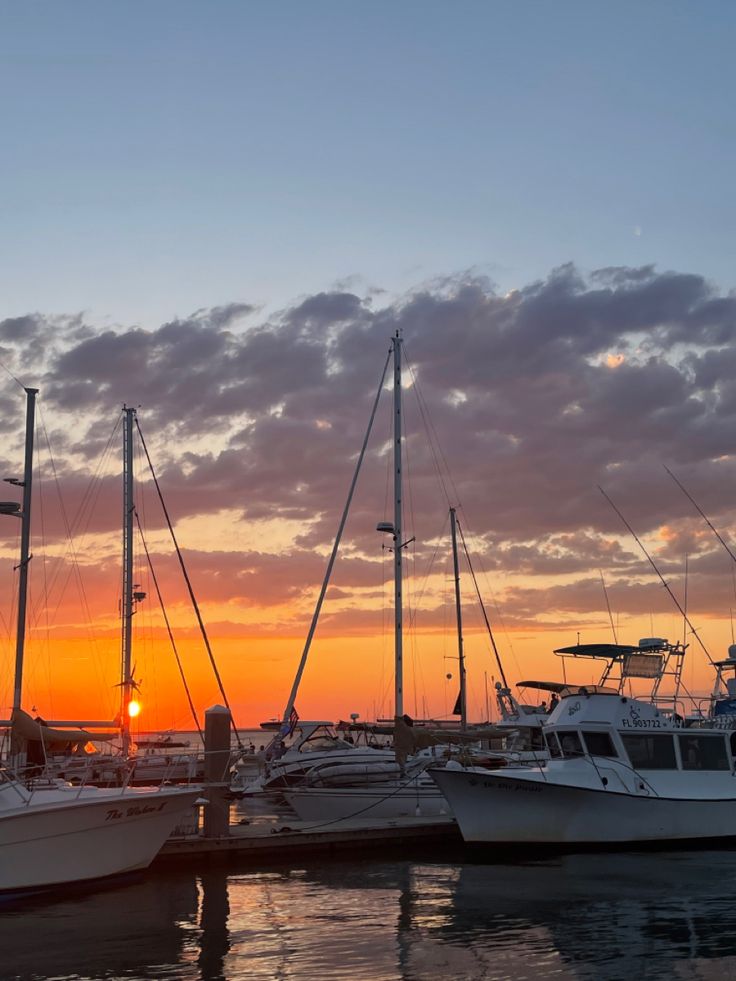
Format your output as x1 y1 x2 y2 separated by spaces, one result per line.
2 263 736 642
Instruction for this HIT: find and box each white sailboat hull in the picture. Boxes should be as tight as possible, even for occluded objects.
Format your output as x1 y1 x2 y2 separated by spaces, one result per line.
0 786 201 892
285 783 451 821
431 768 736 845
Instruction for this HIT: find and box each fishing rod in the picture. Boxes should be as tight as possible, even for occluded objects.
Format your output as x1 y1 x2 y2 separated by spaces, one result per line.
599 570 618 644
598 486 715 667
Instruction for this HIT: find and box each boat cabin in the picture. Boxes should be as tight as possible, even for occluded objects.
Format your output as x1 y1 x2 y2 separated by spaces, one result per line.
543 689 735 773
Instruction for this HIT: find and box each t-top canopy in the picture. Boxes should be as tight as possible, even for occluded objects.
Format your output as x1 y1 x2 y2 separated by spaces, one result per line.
554 643 640 659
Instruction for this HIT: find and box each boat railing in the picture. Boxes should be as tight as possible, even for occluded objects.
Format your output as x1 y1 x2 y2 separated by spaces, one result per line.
13 750 205 801
651 695 688 723
0 764 32 803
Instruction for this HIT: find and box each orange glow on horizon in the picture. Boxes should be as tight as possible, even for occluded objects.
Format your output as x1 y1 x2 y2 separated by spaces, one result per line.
3 615 730 730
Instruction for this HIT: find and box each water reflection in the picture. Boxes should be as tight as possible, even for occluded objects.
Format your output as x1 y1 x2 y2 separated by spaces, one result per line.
198 871 230 981
1 871 199 980
7 849 736 979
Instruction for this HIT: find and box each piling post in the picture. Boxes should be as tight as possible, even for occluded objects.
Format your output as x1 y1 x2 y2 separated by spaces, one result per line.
203 704 231 838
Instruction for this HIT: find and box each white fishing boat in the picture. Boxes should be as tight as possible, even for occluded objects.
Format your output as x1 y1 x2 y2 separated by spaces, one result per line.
431 685 736 846
0 764 201 893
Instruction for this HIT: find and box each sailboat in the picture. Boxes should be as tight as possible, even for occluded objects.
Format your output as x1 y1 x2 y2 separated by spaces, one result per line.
0 388 202 893
281 334 491 821
37 405 206 787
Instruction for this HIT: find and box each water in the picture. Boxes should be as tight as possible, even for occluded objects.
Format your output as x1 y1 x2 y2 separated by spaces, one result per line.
5 846 736 980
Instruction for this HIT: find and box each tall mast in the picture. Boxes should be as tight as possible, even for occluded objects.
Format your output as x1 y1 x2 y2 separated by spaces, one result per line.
392 331 404 719
450 507 467 728
121 405 136 755
12 387 38 711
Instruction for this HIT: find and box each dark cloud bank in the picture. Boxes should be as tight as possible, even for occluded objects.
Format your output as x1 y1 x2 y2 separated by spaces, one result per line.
2 263 736 635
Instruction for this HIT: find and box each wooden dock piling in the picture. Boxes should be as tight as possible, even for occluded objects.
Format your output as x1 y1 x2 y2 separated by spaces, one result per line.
203 704 231 839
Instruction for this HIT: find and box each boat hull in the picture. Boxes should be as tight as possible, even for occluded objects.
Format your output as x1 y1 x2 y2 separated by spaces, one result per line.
431 768 736 845
0 786 201 892
285 784 450 821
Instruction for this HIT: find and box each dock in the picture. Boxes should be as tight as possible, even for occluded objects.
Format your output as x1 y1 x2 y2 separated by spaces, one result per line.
156 815 462 866
153 706 463 869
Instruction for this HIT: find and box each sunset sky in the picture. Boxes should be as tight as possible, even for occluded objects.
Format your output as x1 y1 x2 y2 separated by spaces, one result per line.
0 3 734 728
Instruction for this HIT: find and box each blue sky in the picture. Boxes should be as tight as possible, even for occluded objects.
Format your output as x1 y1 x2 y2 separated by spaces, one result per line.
0 1 734 327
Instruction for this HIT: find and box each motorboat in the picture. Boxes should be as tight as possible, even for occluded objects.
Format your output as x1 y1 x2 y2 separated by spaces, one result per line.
282 719 509 822
230 721 393 793
431 684 736 846
0 764 201 893
284 773 450 821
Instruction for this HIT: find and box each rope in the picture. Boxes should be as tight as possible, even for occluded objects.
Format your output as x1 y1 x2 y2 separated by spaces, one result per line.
134 416 244 750
284 766 438 832
0 358 27 392
280 346 393 726
456 518 509 690
134 510 204 745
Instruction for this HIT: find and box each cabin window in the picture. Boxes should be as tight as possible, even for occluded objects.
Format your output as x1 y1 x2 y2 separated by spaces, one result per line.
530 728 545 751
621 734 677 770
678 734 730 771
557 730 584 758
545 732 562 759
581 731 617 758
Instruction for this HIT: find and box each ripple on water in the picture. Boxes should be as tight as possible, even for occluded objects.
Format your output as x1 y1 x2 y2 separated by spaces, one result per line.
6 850 736 979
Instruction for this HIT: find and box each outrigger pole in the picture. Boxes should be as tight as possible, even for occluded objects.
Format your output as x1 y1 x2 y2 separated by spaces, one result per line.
665 465 736 566
598 485 715 667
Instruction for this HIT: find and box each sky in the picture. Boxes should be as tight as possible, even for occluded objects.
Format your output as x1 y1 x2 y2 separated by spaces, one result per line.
0 2 734 728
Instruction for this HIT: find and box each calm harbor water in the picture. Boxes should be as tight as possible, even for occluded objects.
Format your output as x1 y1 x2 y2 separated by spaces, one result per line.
5 845 736 981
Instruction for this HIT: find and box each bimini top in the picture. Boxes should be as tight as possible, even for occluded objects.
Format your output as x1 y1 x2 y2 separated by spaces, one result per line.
517 680 568 694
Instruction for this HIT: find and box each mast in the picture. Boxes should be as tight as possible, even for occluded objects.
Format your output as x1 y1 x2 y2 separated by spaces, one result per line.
121 405 136 755
450 506 467 728
392 331 404 719
12 387 38 711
